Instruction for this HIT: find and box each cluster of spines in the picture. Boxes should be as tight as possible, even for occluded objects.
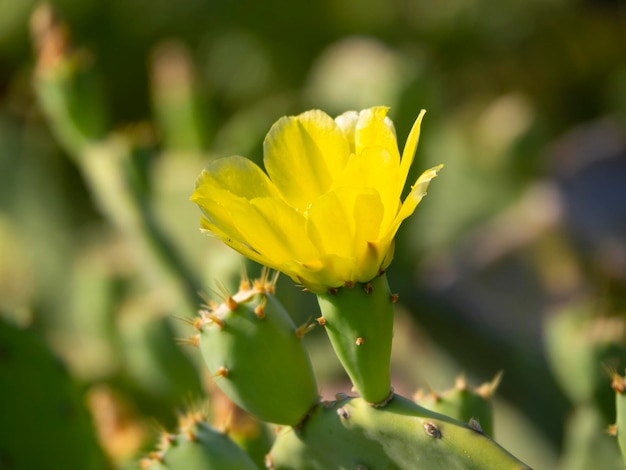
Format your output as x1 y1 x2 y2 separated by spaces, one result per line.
183 269 281 351
140 410 207 468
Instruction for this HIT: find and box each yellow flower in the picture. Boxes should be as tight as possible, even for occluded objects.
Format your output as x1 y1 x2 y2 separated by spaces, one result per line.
191 106 442 293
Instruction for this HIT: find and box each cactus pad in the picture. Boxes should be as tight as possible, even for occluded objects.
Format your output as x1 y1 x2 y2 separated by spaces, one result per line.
195 275 318 426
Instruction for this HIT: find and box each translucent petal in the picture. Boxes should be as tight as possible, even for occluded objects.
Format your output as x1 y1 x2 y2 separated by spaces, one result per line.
334 111 359 155
354 107 399 160
192 187 248 244
199 217 269 268
228 196 319 265
192 155 282 200
263 110 351 211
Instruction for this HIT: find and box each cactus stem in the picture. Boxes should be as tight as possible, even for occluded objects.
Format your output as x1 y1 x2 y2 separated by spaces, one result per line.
423 422 442 439
356 337 365 346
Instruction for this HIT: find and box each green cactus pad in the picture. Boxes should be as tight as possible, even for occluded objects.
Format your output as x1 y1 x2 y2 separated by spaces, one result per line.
316 274 394 404
561 404 623 470
415 375 500 437
267 394 530 470
119 308 204 406
197 279 318 426
142 413 257 469
544 301 626 410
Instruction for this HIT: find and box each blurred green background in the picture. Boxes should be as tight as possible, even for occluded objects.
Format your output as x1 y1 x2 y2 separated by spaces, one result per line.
1 0 626 468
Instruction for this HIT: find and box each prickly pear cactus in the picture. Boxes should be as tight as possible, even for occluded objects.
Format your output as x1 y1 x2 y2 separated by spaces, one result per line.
414 374 501 437
192 273 318 426
316 275 395 405
141 411 257 469
172 271 532 469
267 394 530 470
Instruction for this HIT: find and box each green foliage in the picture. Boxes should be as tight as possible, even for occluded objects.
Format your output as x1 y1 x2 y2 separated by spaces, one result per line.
0 317 107 469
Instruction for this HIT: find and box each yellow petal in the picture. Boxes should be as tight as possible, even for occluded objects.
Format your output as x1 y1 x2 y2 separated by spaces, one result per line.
354 107 399 159
337 146 400 231
334 111 359 155
228 196 319 266
199 217 270 268
389 164 443 237
263 110 350 211
191 155 282 200
191 157 283 249
306 187 384 282
192 179 254 246
399 109 426 188
304 254 358 290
